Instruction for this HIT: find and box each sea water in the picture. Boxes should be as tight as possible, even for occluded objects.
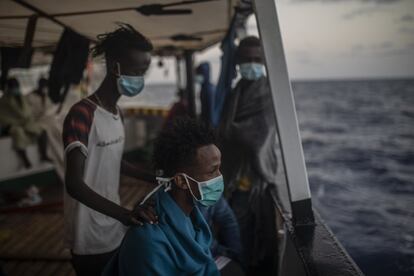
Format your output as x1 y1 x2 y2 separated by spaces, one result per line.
294 79 414 276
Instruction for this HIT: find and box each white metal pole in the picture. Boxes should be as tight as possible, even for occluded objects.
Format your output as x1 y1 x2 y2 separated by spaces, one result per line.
253 0 313 223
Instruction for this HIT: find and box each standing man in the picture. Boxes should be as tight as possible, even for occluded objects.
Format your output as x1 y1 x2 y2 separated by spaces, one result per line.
218 36 279 273
196 62 215 125
62 24 157 276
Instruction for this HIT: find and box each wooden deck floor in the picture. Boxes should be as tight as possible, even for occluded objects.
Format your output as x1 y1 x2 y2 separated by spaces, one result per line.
0 178 153 276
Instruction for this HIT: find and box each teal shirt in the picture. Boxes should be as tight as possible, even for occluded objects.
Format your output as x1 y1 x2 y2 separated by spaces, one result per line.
103 190 219 276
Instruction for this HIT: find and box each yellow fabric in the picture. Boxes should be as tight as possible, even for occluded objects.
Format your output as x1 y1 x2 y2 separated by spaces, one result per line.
237 176 252 192
0 94 43 149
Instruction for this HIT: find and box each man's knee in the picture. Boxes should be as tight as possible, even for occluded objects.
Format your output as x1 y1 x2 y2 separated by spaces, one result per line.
9 126 30 150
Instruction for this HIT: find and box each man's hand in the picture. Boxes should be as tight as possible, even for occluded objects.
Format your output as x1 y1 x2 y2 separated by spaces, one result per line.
118 210 144 226
133 203 158 225
119 201 158 226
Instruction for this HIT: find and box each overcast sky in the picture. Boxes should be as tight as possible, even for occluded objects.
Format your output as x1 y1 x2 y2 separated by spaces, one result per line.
146 0 414 82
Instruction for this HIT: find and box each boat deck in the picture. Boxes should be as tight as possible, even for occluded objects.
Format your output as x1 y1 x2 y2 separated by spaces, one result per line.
0 178 153 276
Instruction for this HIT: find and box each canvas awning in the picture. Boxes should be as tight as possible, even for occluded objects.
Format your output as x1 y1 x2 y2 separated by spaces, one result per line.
0 0 241 55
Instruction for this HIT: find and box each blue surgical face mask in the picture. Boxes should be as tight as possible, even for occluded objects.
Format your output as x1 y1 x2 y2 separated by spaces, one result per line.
239 62 265 81
183 174 224 207
116 63 145 97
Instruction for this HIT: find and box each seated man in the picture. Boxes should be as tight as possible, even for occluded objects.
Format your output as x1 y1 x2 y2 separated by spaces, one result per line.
0 78 50 168
103 118 221 276
27 77 65 180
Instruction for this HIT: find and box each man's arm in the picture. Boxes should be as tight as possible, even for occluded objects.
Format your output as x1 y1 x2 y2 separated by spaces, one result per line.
211 197 243 259
121 159 155 183
65 148 157 225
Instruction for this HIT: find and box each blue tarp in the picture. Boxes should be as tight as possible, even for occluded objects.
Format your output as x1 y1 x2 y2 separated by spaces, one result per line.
211 16 238 127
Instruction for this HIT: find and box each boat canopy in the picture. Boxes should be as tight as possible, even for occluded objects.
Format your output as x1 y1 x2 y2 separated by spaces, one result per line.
0 0 240 55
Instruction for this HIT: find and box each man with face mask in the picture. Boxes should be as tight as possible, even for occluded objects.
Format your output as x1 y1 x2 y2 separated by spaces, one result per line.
218 36 279 273
62 24 157 276
104 118 244 276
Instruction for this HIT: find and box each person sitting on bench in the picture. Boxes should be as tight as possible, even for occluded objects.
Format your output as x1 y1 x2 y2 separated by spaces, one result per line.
103 118 223 275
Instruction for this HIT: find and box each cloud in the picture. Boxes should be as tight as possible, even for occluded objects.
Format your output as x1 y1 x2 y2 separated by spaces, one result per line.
288 0 403 19
286 0 403 20
381 43 414 56
285 0 405 20
289 49 321 65
342 6 379 19
340 1 404 19
343 41 414 58
289 0 401 3
360 0 400 2
399 26 414 35
351 43 366 52
377 41 394 49
399 14 414 22
339 43 367 58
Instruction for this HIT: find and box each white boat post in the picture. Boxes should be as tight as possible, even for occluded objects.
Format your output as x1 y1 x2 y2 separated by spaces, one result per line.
253 3 364 275
253 0 314 226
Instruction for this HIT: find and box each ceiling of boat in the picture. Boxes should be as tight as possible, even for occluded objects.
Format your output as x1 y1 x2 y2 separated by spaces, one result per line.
0 0 241 54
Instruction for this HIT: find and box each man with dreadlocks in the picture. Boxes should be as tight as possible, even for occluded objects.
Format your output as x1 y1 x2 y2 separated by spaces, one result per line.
62 24 157 276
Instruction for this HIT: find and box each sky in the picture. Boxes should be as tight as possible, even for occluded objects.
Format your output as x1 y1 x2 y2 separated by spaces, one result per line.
146 0 414 83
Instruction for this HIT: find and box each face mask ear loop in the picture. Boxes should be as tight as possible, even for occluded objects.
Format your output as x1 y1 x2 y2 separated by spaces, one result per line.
164 181 172 192
116 62 121 77
139 177 171 206
182 174 203 201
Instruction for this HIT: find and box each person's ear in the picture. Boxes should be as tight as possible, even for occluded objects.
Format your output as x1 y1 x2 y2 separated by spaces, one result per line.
107 60 120 77
173 174 188 190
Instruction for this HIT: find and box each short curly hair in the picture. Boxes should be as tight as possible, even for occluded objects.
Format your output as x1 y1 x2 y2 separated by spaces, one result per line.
91 23 153 60
153 117 216 177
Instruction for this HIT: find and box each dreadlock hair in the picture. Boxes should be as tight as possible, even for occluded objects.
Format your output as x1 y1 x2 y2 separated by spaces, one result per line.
236 35 262 59
91 23 153 60
153 117 216 178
